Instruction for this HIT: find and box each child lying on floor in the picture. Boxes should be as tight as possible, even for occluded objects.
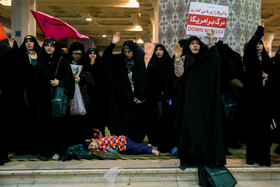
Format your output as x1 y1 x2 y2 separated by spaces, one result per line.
83 130 159 157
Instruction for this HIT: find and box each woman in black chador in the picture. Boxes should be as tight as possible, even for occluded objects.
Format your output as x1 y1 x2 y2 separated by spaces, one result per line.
39 38 75 159
84 47 105 137
146 44 175 152
241 19 274 166
67 42 96 145
173 32 226 170
18 35 44 155
102 32 147 143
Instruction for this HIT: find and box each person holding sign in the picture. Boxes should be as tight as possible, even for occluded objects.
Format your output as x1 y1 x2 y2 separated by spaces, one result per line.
173 30 226 170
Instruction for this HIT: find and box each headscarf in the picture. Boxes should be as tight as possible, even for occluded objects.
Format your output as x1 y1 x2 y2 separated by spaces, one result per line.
121 40 140 73
19 35 41 54
85 47 102 74
183 36 208 67
68 42 86 65
149 44 171 64
147 44 173 100
38 38 61 67
86 47 102 66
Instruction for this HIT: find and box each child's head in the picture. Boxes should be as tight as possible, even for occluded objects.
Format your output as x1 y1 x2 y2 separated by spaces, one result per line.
82 138 98 150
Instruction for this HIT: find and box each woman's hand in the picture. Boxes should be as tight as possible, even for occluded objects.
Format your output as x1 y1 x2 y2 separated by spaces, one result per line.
112 32 121 44
74 76 80 83
9 37 15 48
262 71 268 81
259 19 264 28
50 79 59 86
28 51 37 59
134 98 143 104
206 29 214 44
90 58 95 65
173 43 182 61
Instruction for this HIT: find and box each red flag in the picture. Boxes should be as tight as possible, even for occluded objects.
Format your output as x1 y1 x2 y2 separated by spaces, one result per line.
0 22 8 41
30 9 89 39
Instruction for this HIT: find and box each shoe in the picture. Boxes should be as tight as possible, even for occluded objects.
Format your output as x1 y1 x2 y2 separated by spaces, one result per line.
52 154 60 160
179 163 189 170
246 160 255 165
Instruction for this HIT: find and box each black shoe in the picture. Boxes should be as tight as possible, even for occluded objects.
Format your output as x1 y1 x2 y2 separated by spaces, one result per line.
246 160 255 165
179 163 189 170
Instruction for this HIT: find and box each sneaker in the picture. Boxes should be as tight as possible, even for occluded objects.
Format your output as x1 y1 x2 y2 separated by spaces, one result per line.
52 154 60 160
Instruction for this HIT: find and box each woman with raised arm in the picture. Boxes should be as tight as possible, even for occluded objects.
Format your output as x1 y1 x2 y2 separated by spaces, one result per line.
102 32 147 143
173 31 226 170
241 19 274 166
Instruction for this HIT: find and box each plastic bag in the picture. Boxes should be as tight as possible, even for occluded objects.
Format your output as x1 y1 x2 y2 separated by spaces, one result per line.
70 83 86 116
104 166 123 185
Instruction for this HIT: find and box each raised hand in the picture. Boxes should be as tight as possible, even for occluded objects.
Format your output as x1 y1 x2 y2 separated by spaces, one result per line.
9 37 15 48
112 32 121 44
173 43 182 60
206 29 214 44
259 19 264 27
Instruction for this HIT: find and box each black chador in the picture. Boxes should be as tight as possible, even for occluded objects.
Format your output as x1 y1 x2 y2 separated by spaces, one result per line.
173 36 226 166
102 40 147 142
146 44 175 152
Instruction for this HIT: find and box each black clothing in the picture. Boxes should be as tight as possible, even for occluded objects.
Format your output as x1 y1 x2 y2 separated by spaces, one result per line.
17 35 45 155
83 48 105 137
0 39 11 164
146 44 175 152
102 41 147 142
271 52 280 144
174 37 226 166
39 39 75 157
215 41 245 151
67 42 91 145
242 26 274 166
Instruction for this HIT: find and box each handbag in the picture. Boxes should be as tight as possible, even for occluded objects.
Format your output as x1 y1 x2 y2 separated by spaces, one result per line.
70 83 87 116
199 165 237 187
50 57 68 118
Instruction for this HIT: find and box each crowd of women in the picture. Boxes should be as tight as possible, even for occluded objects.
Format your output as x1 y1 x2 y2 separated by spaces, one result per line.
1 19 280 174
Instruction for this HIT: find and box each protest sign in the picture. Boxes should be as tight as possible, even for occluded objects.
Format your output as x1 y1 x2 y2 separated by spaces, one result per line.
187 2 229 38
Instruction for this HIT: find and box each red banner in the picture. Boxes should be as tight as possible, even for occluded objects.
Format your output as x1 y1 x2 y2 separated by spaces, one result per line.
30 9 89 39
0 22 8 41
